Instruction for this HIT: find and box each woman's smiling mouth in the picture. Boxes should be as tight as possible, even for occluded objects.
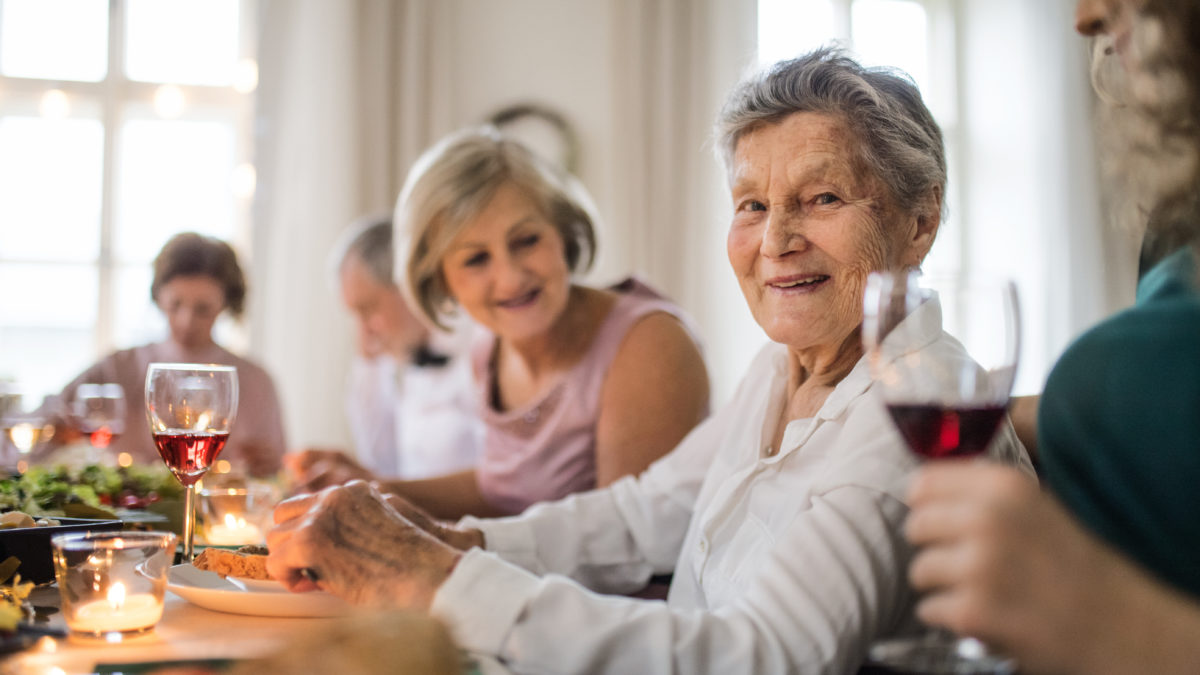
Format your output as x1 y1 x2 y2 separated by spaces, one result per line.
496 288 542 309
768 274 831 292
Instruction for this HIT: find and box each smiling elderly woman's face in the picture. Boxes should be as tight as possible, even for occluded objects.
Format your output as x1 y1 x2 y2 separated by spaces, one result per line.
728 112 934 353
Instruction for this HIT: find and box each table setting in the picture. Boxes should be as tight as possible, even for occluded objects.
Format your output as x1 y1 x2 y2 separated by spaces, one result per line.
0 363 341 673
0 364 504 674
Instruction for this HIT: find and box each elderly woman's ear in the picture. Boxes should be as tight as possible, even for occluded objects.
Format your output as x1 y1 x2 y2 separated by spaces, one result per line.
899 186 943 267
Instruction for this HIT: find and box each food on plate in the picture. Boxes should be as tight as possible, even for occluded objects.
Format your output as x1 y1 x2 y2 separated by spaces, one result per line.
0 511 59 529
193 544 272 580
0 558 33 631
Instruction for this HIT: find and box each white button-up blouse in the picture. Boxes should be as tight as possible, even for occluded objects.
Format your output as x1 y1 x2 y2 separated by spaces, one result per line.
434 296 1033 674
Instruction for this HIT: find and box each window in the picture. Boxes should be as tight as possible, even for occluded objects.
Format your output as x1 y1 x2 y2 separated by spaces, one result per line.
758 0 960 282
0 0 257 405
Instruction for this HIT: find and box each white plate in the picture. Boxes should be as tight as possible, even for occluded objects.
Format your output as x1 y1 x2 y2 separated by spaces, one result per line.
227 576 289 593
167 564 352 617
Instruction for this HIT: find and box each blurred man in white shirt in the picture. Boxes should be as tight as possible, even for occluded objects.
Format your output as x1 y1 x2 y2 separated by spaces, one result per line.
291 215 482 480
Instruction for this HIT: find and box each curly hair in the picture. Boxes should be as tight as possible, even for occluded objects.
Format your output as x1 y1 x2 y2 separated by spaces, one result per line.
715 46 946 225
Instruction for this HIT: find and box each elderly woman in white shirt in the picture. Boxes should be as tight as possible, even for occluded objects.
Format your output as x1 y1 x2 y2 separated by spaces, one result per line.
265 47 1031 674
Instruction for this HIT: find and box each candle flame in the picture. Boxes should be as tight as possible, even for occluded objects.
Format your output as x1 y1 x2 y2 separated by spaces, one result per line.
223 513 247 529
10 423 35 452
107 581 126 609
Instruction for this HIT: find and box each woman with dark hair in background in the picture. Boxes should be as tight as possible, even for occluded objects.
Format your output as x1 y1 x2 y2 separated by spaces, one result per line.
41 232 286 478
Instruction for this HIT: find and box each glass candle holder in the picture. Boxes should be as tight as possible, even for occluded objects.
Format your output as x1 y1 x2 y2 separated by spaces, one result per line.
51 531 176 640
199 484 275 546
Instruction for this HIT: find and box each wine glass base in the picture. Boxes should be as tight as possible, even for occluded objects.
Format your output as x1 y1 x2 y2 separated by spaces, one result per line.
865 634 1016 674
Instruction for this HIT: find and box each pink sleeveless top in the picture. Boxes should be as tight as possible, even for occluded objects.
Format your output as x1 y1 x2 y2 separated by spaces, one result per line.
472 278 703 515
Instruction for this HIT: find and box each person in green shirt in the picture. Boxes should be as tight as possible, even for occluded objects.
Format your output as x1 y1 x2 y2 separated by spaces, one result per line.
904 0 1200 672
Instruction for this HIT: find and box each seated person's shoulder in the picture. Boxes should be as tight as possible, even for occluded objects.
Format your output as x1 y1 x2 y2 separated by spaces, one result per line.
1041 295 1200 459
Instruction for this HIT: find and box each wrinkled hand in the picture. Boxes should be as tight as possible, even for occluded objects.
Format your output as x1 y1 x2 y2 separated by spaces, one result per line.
266 480 460 610
905 463 1135 674
284 449 376 494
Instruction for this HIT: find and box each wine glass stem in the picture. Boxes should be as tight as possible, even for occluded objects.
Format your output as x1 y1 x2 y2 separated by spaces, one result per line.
182 483 197 562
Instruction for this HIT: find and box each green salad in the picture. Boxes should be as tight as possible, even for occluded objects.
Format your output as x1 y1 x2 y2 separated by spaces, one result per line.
0 464 183 517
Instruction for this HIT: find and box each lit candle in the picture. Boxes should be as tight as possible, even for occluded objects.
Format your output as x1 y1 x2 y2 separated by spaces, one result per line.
204 512 264 546
67 581 164 634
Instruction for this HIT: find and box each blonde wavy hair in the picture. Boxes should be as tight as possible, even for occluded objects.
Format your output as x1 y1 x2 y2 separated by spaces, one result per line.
392 127 600 330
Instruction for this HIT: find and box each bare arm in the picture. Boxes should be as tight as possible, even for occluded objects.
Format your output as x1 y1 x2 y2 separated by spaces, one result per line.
377 470 511 520
1008 394 1040 463
593 313 710 486
287 451 507 520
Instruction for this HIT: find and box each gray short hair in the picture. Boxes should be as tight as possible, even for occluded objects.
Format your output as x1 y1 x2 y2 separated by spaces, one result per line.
716 47 946 222
394 126 599 329
330 214 394 287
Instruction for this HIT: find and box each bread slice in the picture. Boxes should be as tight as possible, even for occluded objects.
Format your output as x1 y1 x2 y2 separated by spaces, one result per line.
193 545 272 580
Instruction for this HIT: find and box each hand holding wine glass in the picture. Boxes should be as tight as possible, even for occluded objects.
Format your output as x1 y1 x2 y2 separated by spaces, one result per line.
862 269 1021 673
145 363 238 561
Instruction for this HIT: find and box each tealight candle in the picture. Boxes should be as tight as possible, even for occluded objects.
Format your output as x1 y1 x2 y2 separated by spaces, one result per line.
200 484 275 546
204 513 264 546
52 531 176 639
68 581 163 633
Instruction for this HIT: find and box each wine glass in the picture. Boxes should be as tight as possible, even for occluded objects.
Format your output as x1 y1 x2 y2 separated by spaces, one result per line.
145 363 238 561
0 387 58 472
73 383 126 464
862 269 1020 674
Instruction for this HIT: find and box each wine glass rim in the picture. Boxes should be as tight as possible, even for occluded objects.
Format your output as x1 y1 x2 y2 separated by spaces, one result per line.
147 362 237 372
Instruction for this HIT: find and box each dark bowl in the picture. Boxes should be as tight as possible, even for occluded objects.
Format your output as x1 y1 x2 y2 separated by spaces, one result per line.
0 518 124 584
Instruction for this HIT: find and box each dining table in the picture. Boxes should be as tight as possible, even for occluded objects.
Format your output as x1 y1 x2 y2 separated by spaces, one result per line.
3 582 510 675
5 583 335 674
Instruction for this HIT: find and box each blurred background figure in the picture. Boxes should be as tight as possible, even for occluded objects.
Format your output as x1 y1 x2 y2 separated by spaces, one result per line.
289 214 482 480
36 233 286 478
290 127 711 520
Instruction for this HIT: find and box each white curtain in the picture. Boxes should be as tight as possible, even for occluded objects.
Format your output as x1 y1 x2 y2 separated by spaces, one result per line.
604 0 760 401
251 0 457 447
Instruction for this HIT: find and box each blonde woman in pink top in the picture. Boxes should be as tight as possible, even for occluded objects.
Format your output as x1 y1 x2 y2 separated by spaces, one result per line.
290 128 710 519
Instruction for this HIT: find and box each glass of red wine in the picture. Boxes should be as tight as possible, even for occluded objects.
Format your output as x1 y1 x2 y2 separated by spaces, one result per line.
73 383 126 465
862 269 1020 674
145 363 238 562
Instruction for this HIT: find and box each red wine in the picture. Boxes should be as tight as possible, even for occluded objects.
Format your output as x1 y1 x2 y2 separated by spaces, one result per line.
886 403 1006 459
89 427 119 448
153 431 230 485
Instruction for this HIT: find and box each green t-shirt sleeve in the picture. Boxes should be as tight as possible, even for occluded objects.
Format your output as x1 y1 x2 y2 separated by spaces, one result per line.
1039 288 1200 599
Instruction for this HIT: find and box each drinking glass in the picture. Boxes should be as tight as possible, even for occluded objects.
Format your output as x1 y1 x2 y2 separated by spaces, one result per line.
73 383 126 464
145 363 237 561
0 387 57 471
52 530 177 639
862 269 1020 674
